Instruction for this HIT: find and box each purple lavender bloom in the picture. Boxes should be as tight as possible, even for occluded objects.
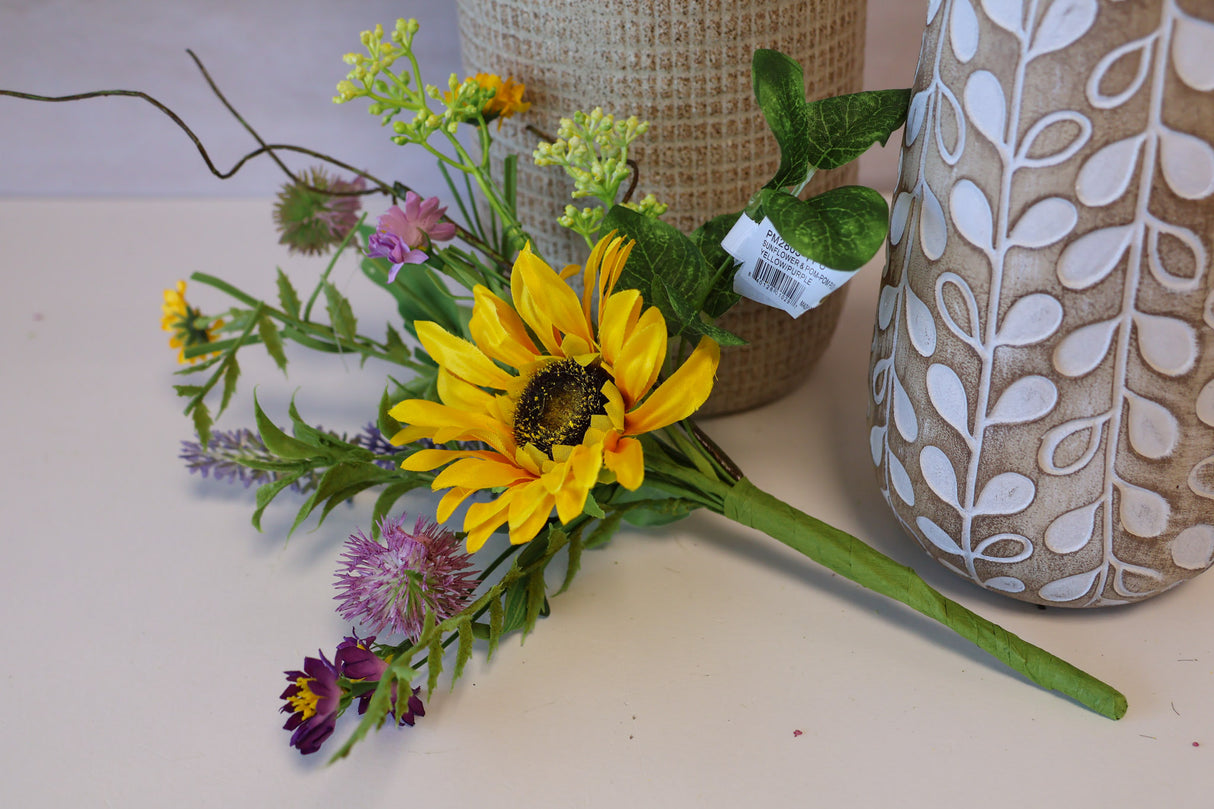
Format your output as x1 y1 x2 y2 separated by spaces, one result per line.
335 633 425 725
279 651 341 755
365 192 457 282
334 514 478 639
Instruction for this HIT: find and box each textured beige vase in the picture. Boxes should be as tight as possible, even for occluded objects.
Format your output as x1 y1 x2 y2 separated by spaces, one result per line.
868 0 1214 606
456 0 866 415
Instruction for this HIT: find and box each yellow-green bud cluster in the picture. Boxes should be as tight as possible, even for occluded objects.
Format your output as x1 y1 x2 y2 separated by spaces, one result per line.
621 193 668 219
557 204 606 240
533 108 649 204
333 18 435 145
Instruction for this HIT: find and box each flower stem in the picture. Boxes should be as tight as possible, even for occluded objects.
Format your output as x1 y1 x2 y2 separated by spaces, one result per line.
721 477 1127 719
643 452 1126 720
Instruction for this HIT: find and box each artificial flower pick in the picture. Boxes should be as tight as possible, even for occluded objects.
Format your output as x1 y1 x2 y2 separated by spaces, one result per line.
1 17 1127 763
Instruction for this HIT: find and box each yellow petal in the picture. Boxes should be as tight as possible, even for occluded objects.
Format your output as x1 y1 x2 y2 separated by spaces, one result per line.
400 447 485 472
511 245 564 355
390 398 501 440
553 444 602 523
580 234 611 323
596 235 633 307
604 435 645 490
469 286 540 370
508 479 555 544
416 320 514 390
625 336 721 434
433 455 532 491
464 493 513 552
437 486 476 523
512 243 593 348
612 311 667 409
597 287 642 368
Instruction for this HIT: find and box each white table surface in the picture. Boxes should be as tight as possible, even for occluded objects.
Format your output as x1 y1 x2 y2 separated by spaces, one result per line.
2 196 1212 808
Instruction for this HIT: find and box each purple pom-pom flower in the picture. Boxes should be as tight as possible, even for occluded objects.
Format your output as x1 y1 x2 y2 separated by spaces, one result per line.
365 192 457 282
334 514 477 640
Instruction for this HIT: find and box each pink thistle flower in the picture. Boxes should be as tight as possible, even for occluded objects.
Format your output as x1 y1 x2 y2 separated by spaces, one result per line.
334 514 477 639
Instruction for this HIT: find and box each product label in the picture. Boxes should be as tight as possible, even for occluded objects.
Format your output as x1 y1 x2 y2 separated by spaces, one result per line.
721 215 856 318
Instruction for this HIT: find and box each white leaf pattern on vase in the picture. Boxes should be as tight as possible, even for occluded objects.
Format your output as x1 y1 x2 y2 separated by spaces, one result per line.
1087 35 1154 109
1172 525 1214 569
1019 110 1092 167
921 445 961 509
1008 197 1078 248
926 363 971 438
951 0 980 63
917 515 965 556
1133 312 1197 376
950 179 994 250
981 0 1025 36
937 272 982 345
928 0 944 25
984 576 1027 593
1173 10 1214 91
1053 318 1118 377
1039 568 1101 602
889 192 913 246
920 182 949 260
1188 457 1214 499
1057 225 1133 289
1126 393 1180 459
877 285 898 330
1076 135 1144 206
907 90 929 146
998 294 1064 346
1045 501 1101 554
905 283 938 356
869 425 887 466
988 375 1058 424
1159 127 1214 200
1030 0 1098 57
1147 219 1206 292
965 70 1007 146
1039 415 1106 476
1116 480 1171 538
892 371 920 443
1196 379 1214 427
974 472 1036 516
888 450 916 507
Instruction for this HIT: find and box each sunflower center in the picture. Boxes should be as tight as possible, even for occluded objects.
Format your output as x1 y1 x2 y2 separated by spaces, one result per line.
513 358 610 457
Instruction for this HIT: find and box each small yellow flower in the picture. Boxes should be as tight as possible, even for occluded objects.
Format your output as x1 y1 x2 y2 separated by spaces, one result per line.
389 234 720 551
475 74 530 124
161 280 224 364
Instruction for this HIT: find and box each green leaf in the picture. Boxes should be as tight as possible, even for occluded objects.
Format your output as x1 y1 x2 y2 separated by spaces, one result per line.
253 394 319 460
372 479 427 528
328 658 418 763
759 186 890 272
753 48 813 190
524 572 547 636
258 314 288 372
218 357 240 416
290 462 389 534
323 282 358 343
555 529 584 596
690 212 743 318
275 268 302 319
251 472 304 531
602 206 711 335
583 510 624 550
383 324 410 366
501 577 529 635
650 277 746 347
487 596 504 660
191 400 213 448
452 619 474 686
801 88 912 170
173 384 205 398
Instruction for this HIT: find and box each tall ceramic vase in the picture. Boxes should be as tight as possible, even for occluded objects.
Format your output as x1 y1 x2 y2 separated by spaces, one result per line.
868 0 1214 607
457 0 867 415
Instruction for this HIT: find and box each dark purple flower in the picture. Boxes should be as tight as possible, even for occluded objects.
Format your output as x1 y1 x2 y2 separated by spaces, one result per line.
365 192 457 282
335 633 425 725
334 514 478 639
279 651 341 755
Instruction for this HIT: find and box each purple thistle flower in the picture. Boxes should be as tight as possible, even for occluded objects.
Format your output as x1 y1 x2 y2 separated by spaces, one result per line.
273 167 366 256
335 632 425 725
334 514 478 639
365 192 457 282
279 651 342 755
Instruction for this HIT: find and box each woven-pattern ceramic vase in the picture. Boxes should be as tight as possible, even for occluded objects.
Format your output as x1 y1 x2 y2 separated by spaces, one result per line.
868 0 1214 606
457 0 866 415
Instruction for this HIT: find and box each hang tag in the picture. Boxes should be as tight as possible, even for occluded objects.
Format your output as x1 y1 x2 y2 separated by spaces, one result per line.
721 216 856 318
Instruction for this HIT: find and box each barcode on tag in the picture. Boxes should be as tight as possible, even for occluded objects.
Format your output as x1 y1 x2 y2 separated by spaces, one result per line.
751 258 800 305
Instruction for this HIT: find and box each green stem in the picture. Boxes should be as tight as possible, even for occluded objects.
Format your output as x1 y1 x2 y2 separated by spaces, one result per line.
645 458 1126 720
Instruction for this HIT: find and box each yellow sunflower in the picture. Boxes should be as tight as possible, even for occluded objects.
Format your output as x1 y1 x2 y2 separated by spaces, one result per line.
389 234 720 551
161 280 224 364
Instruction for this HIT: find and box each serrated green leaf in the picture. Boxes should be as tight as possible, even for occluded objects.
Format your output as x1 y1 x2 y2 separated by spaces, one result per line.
753 48 813 190
487 596 504 660
173 384 205 398
452 619 474 686
516 530 551 568
253 394 319 460
426 626 444 697
555 528 585 596
801 88 911 170
290 461 387 534
251 473 304 531
218 356 240 416
323 282 358 343
328 657 418 763
276 268 302 319
372 479 426 528
501 578 528 635
691 212 743 318
258 314 288 372
759 186 889 272
384 324 410 366
582 493 606 520
191 400 213 448
524 572 547 636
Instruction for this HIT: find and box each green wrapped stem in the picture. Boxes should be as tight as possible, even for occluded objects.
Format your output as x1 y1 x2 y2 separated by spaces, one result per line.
719 477 1127 720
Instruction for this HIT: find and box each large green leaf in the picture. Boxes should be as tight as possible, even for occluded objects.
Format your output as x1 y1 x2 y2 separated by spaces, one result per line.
752 49 813 191
759 186 889 272
801 89 912 170
690 211 743 318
